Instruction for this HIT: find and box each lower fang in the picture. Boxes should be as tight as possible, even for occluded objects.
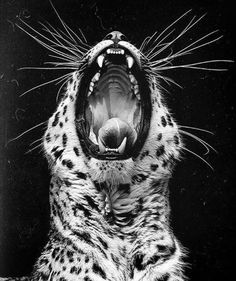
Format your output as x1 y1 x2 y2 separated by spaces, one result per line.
98 136 106 153
126 56 134 69
97 55 105 68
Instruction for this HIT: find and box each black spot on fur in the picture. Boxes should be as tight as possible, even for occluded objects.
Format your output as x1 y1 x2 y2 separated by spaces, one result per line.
63 105 67 115
39 257 49 265
132 174 148 184
73 203 91 217
59 278 66 281
59 122 63 128
84 195 99 212
146 255 160 266
133 254 144 271
157 133 162 141
74 171 87 180
156 145 165 157
174 135 180 145
97 237 108 250
161 116 167 127
84 277 92 281
62 133 67 147
140 150 149 160
62 159 74 169
52 247 60 258
51 146 60 153
150 164 159 171
85 255 89 263
54 149 64 160
166 114 173 126
64 179 71 187
52 112 60 127
70 266 77 274
66 250 74 259
45 133 51 143
118 183 131 194
69 95 74 101
73 147 79 156
93 263 106 279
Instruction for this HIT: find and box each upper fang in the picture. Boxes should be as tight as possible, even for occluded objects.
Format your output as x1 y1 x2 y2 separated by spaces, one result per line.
126 56 134 69
97 54 105 68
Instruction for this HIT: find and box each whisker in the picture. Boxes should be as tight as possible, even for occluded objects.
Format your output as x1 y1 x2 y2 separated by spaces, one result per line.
5 121 47 146
179 125 214 134
16 24 77 62
146 14 205 59
20 72 74 97
142 10 192 54
49 0 77 44
39 21 88 55
19 66 77 70
182 147 214 170
179 129 217 155
151 59 232 71
29 138 43 147
25 143 44 155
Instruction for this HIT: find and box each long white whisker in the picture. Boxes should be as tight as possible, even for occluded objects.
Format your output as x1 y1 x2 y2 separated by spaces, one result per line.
152 59 232 71
145 29 176 59
16 24 76 62
18 19 78 57
49 0 78 44
25 143 44 155
55 76 73 101
180 129 217 155
29 138 43 147
20 72 73 97
179 125 214 134
5 121 47 146
19 66 77 70
143 10 192 54
40 21 88 54
147 14 206 60
183 147 214 170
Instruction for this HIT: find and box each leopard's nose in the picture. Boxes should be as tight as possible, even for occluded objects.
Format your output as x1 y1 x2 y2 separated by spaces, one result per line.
103 31 127 43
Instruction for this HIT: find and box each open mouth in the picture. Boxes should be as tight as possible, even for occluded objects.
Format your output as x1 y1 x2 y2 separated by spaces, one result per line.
76 45 152 160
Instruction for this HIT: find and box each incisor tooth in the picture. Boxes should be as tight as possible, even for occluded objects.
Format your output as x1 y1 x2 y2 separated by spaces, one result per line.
117 137 127 154
97 55 105 68
126 56 134 69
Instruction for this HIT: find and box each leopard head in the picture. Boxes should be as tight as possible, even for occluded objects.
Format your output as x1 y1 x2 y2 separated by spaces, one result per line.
43 31 182 185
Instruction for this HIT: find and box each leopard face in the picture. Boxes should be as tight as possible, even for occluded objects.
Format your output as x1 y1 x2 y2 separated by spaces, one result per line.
43 31 182 188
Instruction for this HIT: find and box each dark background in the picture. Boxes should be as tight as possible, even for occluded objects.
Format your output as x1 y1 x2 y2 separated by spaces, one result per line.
0 0 235 280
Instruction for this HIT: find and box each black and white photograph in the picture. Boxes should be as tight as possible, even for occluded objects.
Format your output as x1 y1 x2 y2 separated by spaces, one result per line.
0 0 235 280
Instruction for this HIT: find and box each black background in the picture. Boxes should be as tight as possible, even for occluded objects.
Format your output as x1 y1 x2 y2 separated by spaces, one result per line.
0 0 235 280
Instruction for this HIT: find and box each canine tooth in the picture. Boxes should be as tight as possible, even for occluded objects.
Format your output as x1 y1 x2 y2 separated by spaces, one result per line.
129 74 136 84
121 49 125 55
117 137 127 154
97 55 105 68
107 49 111 54
89 82 94 92
126 55 134 69
92 72 100 82
98 137 106 153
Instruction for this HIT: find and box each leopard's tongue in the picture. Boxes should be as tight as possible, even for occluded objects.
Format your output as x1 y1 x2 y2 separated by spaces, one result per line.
87 63 139 153
98 118 137 153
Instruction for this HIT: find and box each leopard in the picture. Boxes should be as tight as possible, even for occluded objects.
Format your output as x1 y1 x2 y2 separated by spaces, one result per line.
1 6 230 281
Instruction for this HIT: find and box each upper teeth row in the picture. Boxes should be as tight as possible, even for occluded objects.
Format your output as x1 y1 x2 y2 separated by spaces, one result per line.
106 49 125 55
96 52 134 69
